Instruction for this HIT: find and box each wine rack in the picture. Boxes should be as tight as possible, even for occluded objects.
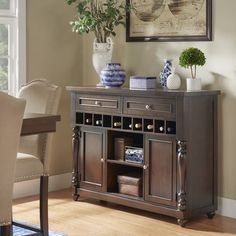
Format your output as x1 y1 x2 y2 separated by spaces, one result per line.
75 112 176 135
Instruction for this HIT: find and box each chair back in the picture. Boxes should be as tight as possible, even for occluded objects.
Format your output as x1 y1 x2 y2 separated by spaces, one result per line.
0 92 25 225
17 79 61 175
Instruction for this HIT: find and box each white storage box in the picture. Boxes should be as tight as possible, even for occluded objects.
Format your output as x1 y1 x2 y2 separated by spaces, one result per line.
129 76 156 89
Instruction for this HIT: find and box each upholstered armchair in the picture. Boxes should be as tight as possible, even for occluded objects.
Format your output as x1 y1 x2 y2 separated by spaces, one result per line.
14 79 61 236
0 92 26 236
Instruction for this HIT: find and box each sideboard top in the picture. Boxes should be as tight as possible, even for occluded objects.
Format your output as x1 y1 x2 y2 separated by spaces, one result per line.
66 86 220 97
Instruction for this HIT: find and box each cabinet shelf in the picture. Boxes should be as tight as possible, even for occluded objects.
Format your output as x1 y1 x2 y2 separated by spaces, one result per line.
107 159 143 168
108 192 144 201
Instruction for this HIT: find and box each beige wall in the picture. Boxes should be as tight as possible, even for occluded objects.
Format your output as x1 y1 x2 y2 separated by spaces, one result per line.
82 0 236 200
27 0 236 200
26 0 83 175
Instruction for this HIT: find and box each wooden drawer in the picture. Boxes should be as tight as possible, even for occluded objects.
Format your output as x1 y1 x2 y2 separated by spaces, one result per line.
77 95 121 114
124 97 175 118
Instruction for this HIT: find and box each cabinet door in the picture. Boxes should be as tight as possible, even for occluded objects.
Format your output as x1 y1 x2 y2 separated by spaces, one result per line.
79 127 106 192
144 135 176 207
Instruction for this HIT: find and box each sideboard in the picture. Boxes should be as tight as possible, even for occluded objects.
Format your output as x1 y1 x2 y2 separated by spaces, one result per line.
66 86 220 226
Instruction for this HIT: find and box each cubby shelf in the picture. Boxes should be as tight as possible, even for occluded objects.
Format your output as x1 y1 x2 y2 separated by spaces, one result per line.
107 159 143 168
75 112 176 135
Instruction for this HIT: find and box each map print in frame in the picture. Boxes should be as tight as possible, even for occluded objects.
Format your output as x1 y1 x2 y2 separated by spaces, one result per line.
126 0 212 42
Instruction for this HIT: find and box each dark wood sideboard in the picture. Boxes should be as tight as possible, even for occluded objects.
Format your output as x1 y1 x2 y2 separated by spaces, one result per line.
67 86 220 226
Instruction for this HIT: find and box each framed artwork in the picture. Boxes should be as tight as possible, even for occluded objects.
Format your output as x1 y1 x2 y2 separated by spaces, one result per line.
126 0 212 42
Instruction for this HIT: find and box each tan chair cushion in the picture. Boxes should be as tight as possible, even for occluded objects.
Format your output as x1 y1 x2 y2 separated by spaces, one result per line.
15 153 44 182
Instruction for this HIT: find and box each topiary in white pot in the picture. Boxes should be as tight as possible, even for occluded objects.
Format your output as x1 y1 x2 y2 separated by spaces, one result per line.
179 47 206 91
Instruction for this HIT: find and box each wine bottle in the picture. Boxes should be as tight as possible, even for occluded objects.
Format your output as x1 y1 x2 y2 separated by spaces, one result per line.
85 118 92 124
147 124 154 130
114 122 121 127
95 120 103 126
135 123 142 129
167 127 172 133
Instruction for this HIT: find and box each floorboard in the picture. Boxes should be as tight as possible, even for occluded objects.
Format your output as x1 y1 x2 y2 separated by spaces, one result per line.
13 189 236 236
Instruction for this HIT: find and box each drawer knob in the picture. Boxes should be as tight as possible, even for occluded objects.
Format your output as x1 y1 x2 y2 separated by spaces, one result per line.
101 158 104 163
145 104 152 110
143 165 148 170
95 100 101 106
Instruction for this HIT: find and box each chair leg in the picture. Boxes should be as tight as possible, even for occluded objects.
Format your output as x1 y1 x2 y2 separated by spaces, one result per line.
40 175 49 236
0 225 12 236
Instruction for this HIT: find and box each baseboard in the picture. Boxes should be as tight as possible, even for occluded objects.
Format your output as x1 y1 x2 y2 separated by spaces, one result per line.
13 173 72 199
217 197 236 219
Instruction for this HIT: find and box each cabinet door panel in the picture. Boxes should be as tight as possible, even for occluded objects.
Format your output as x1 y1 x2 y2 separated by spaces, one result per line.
80 127 105 192
145 135 176 207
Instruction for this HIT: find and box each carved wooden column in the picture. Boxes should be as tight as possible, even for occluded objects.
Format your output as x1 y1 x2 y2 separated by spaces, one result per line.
72 126 80 201
177 140 187 226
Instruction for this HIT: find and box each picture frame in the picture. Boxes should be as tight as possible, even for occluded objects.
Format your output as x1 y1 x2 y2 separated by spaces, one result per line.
126 0 212 42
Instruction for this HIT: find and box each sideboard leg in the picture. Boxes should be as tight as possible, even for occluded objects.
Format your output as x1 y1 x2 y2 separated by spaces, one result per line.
73 191 80 201
177 219 188 227
207 211 215 219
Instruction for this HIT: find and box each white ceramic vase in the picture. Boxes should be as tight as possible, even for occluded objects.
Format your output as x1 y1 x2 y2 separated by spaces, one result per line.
92 37 113 87
186 78 201 91
166 73 181 90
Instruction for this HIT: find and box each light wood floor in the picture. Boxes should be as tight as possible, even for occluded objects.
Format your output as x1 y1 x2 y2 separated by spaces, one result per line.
13 189 236 236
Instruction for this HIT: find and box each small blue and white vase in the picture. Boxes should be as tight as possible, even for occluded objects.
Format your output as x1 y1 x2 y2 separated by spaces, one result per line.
159 59 172 88
100 63 126 88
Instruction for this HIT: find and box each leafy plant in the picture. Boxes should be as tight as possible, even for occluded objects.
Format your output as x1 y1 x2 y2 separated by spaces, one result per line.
66 0 131 43
179 47 206 79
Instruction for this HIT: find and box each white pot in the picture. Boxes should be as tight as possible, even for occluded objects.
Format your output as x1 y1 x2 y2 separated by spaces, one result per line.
92 37 113 87
186 78 201 91
166 73 181 90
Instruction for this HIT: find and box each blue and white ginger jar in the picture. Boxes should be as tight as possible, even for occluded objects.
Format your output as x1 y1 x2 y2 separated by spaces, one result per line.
100 63 126 88
159 59 172 88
